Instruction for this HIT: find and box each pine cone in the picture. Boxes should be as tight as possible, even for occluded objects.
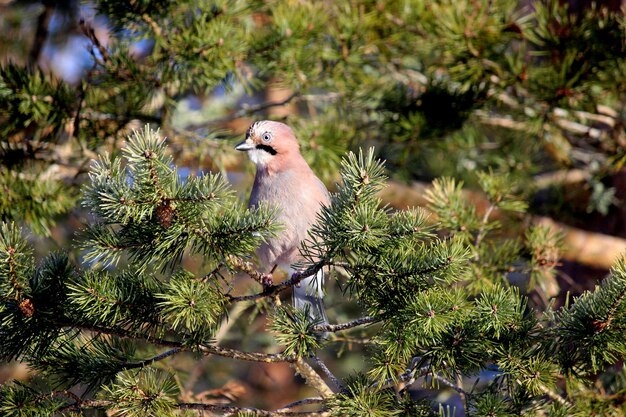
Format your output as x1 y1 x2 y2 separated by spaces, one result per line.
19 298 35 317
155 201 175 229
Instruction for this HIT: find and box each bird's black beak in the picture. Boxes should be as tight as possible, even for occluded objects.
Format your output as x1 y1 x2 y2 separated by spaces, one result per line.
235 139 255 151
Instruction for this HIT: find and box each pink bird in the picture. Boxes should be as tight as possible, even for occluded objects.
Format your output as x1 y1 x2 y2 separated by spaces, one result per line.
235 120 329 325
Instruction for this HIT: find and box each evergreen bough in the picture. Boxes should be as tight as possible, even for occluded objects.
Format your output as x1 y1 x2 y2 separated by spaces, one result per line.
1 126 626 416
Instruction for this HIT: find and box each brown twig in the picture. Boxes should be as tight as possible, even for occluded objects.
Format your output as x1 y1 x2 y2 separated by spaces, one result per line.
71 84 86 143
80 19 109 64
226 255 270 286
63 398 329 416
178 402 327 416
141 13 162 37
292 357 334 399
311 356 344 392
536 382 572 408
329 336 372 345
121 348 182 370
473 202 496 257
275 397 325 412
313 316 378 333
28 1 54 67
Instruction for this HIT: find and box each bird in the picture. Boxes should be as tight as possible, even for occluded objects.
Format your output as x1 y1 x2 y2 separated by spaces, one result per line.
235 120 329 325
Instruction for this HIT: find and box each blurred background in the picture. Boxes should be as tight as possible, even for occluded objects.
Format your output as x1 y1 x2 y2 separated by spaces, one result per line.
0 0 625 412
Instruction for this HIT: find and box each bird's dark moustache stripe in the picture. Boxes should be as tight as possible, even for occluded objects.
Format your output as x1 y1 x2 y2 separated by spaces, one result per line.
256 144 277 155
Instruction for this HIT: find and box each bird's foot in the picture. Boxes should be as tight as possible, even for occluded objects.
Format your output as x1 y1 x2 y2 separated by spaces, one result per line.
260 273 273 287
291 271 302 287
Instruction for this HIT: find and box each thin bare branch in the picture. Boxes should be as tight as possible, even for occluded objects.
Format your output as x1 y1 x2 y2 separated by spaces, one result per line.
275 397 325 411
380 358 469 397
178 401 328 416
473 203 496 256
122 348 182 370
293 357 334 399
314 316 378 333
79 19 109 64
197 344 293 363
536 382 572 408
311 356 344 392
66 398 329 416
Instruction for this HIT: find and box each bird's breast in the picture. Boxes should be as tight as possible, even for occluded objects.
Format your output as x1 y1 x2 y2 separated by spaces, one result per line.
250 170 328 266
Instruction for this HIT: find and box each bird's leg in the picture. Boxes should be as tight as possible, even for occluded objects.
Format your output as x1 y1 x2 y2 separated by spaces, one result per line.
260 264 277 288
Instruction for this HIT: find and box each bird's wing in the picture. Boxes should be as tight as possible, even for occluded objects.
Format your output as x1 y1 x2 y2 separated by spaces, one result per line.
313 175 331 204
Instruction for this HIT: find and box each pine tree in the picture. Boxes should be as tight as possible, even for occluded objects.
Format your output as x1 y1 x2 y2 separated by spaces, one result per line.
1 1 626 416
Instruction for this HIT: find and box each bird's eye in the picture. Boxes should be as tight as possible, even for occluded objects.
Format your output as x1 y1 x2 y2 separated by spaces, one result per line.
261 132 272 142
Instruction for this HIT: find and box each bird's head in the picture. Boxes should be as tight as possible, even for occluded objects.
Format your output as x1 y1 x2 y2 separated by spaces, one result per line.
235 120 300 167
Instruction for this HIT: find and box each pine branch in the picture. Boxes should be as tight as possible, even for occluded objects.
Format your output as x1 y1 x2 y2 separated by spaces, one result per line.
380 180 626 270
314 316 378 333
536 382 572 408
144 149 167 199
226 255 272 287
275 397 325 411
311 355 344 392
293 357 335 399
226 259 312 303
110 192 218 208
473 203 496 255
198 344 293 363
122 348 182 370
79 19 109 64
6 246 23 300
598 284 626 331
62 398 329 416
391 255 455 280
179 402 328 416
55 321 295 363
381 358 469 397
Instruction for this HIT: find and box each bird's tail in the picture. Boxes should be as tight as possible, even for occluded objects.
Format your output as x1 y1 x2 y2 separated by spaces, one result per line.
293 269 329 326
